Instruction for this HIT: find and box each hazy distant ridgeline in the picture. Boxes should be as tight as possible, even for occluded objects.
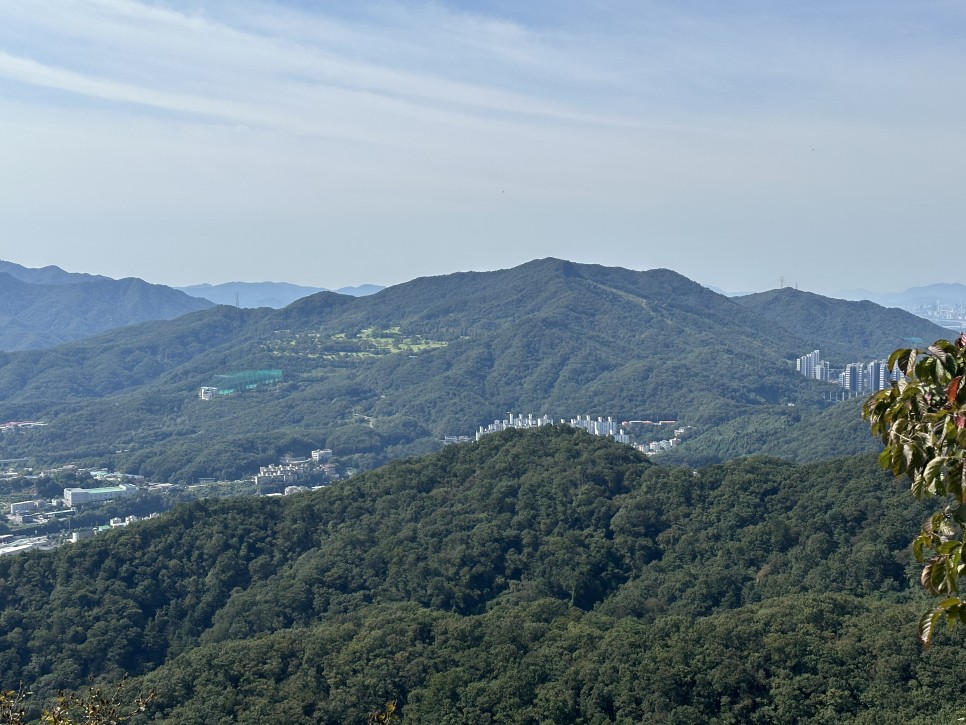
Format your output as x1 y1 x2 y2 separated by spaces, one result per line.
0 259 950 479
0 270 215 351
0 259 384 350
0 259 110 285
177 281 385 308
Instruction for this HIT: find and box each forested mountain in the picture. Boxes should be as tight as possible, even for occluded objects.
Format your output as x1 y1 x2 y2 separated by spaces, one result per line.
659 397 880 467
0 259 948 479
734 287 950 362
177 282 384 308
334 283 385 296
0 260 109 285
1 427 963 722
0 271 215 351
177 282 327 308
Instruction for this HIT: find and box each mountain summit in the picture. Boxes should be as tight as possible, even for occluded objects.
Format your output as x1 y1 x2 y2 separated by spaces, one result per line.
0 259 946 478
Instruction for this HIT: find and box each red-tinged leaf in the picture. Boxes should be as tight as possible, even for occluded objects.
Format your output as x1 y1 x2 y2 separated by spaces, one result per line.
956 414 966 430
957 332 966 349
949 377 962 405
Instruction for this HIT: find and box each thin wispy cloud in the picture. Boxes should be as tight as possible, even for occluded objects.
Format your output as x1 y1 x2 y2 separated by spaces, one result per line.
0 1 962 292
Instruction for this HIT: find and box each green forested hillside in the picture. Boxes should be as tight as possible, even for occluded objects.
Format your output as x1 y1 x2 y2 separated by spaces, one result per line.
0 259 940 481
661 398 879 467
0 427 962 722
734 287 950 362
0 272 215 351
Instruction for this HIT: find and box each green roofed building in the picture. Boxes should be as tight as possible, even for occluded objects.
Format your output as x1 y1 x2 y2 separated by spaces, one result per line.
214 369 283 395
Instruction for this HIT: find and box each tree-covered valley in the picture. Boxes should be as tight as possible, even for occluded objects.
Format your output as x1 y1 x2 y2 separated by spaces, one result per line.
0 259 961 722
0 260 948 482
2 426 965 723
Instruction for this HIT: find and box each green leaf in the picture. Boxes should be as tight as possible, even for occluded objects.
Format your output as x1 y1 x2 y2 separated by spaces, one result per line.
924 456 945 486
920 598 963 647
920 605 945 647
936 541 961 555
877 447 892 471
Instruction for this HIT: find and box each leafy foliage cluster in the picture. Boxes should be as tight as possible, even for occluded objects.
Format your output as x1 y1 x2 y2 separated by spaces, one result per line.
865 334 966 645
0 427 961 722
0 678 152 725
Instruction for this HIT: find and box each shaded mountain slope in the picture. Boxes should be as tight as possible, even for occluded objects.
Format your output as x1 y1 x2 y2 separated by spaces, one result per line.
0 272 215 351
661 398 878 467
735 287 949 361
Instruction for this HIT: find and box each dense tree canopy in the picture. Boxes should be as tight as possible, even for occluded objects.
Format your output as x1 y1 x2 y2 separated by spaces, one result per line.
1 427 964 721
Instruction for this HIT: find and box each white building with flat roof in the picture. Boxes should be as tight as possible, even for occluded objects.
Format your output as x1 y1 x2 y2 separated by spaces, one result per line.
9 500 40 516
63 483 138 507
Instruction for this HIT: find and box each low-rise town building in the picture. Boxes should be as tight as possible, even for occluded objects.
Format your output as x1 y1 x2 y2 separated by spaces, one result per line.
0 535 55 556
9 500 41 516
198 386 219 400
63 483 138 507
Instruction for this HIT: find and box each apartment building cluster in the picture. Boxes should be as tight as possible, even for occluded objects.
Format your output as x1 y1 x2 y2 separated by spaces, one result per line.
796 350 896 393
254 449 337 487
636 426 689 455
475 413 631 444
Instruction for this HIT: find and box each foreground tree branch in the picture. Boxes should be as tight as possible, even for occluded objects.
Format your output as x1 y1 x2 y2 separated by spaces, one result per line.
864 333 966 645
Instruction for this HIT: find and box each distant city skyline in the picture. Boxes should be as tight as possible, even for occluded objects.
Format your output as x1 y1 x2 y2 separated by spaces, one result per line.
0 1 963 295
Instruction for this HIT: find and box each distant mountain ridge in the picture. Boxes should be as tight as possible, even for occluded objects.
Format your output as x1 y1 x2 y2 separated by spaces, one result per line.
837 282 966 332
0 258 947 479
177 281 327 309
177 281 385 308
840 282 966 308
734 287 950 362
0 259 109 285
0 264 215 351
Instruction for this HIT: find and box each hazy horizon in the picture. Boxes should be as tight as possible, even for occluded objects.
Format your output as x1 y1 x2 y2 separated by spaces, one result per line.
1 1 963 295
6 254 966 302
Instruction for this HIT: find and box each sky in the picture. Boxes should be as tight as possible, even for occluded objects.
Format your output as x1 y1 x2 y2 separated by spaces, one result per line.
0 1 963 295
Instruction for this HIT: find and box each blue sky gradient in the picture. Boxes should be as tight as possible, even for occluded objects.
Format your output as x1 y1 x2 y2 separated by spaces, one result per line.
0 1 963 294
